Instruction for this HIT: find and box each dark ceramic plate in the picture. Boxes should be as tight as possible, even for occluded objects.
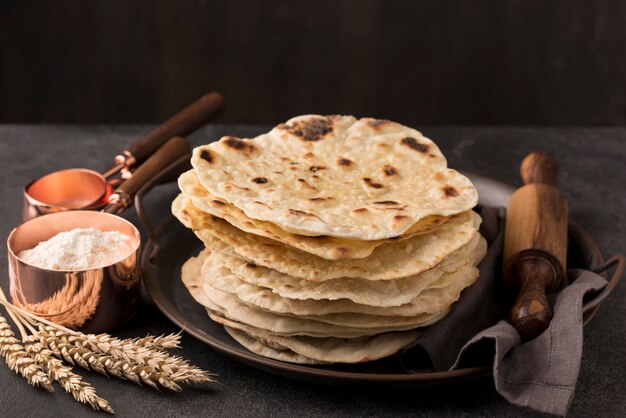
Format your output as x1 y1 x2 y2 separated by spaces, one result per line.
140 173 617 387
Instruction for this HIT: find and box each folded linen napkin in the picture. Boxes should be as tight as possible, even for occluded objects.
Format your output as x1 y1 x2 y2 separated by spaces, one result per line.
403 206 609 416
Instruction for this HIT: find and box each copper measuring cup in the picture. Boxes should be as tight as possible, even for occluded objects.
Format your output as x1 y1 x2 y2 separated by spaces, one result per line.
23 91 224 221
8 211 141 334
7 137 192 333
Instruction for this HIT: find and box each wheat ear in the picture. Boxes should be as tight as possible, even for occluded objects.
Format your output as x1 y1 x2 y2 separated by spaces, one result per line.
24 335 114 414
0 314 54 392
40 326 212 383
37 327 192 390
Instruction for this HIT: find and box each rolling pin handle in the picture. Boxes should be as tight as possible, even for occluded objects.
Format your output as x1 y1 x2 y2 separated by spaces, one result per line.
520 152 560 185
509 250 564 341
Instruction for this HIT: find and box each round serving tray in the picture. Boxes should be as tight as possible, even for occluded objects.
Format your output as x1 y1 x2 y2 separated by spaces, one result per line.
140 173 614 386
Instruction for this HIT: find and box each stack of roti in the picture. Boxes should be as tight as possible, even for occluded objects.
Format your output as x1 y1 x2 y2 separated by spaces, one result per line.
173 115 485 364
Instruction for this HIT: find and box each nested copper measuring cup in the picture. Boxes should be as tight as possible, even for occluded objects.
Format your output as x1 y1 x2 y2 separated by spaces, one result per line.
23 91 224 221
8 211 141 333
8 137 192 333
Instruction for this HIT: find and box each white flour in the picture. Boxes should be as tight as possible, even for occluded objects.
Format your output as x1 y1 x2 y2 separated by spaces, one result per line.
19 228 132 271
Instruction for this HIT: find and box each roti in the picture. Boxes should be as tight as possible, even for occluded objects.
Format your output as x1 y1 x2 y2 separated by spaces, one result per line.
223 326 327 365
191 115 477 240
173 194 480 282
182 251 420 337
202 243 478 316
223 323 420 364
203 282 440 336
178 170 448 260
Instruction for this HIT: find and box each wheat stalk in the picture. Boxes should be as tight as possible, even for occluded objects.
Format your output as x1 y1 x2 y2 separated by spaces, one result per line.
80 335 210 383
0 285 214 413
39 326 212 384
24 335 114 414
0 314 54 392
37 327 211 390
44 336 182 391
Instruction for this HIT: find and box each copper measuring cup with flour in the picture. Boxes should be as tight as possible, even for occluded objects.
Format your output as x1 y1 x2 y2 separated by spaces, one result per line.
23 91 224 221
8 136 192 333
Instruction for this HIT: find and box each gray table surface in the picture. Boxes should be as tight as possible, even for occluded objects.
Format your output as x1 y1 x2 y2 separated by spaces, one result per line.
0 125 624 418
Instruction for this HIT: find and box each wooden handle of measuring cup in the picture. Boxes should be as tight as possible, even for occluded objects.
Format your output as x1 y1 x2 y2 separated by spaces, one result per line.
503 152 569 341
105 137 191 214
125 92 224 165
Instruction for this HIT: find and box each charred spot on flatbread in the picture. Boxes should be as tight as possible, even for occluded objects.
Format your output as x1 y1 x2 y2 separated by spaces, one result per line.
337 158 353 167
283 117 334 141
382 165 398 176
222 136 258 155
442 185 460 197
362 178 384 189
200 149 213 163
401 137 429 153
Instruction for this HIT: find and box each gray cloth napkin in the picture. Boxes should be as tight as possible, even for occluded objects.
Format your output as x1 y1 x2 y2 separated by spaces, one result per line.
402 206 608 416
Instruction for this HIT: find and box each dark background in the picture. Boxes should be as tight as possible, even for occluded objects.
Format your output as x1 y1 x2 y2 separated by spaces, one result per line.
1 0 626 126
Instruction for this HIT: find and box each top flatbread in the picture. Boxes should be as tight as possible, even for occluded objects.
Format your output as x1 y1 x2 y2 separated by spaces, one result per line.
191 115 478 240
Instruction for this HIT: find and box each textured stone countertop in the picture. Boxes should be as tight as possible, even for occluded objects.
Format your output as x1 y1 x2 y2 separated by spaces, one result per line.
0 125 624 417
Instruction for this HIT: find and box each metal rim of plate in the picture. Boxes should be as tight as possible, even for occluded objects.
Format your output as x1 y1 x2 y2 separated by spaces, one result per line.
138 172 614 386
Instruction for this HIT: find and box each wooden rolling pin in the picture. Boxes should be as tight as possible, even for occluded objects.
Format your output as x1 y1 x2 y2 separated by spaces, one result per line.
503 152 568 341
